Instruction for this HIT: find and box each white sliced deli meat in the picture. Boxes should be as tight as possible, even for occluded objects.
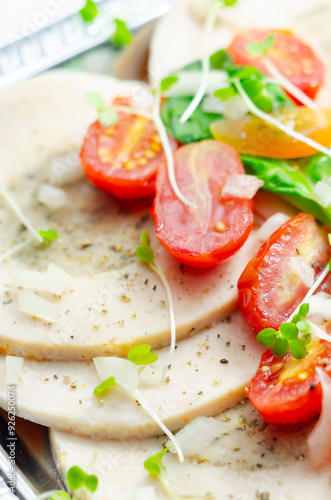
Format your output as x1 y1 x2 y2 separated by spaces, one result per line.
50 400 331 500
0 229 263 360
0 312 263 439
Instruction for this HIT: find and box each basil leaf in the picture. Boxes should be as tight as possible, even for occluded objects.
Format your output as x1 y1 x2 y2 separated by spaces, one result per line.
241 154 331 226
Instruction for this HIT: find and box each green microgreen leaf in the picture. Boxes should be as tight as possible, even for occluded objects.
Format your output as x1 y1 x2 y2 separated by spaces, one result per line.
161 76 178 92
328 233 331 245
210 49 234 70
288 341 307 360
300 332 312 346
112 19 132 47
299 303 310 317
329 257 331 271
50 492 71 500
136 245 154 264
296 320 310 333
214 86 237 101
257 328 278 348
144 447 172 477
279 322 298 342
128 344 158 365
215 0 238 6
86 91 105 112
39 228 58 243
99 108 118 127
66 466 98 493
271 335 288 358
231 66 259 80
80 0 98 22
93 376 117 396
140 230 151 247
246 35 275 56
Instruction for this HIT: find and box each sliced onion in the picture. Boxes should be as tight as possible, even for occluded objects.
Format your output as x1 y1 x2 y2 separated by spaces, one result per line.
164 70 228 98
290 257 315 288
139 365 159 386
201 96 224 115
46 263 72 296
256 213 290 242
133 486 157 500
93 357 139 393
18 289 61 323
222 174 264 200
308 367 331 469
223 95 249 120
6 355 24 385
307 293 331 324
49 150 84 187
38 184 67 212
312 180 331 209
169 416 224 457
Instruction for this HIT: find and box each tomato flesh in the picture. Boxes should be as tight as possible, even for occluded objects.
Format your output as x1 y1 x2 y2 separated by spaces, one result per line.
238 213 331 333
247 340 331 424
80 97 177 199
228 29 325 101
151 140 254 268
210 108 331 159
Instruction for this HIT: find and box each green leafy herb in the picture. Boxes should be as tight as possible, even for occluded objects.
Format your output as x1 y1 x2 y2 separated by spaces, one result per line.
80 0 98 22
86 91 105 111
39 228 58 243
140 230 151 247
50 492 70 500
144 447 172 477
215 0 238 6
246 35 275 56
86 91 118 127
257 303 311 359
210 49 234 70
214 86 237 101
111 19 132 47
67 466 98 493
93 376 117 396
161 76 179 92
128 345 158 365
241 154 331 227
136 231 155 264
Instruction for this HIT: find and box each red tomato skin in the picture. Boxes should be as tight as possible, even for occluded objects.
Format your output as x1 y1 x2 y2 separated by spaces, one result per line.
228 30 325 102
151 140 254 268
80 98 177 200
238 213 331 333
247 341 331 424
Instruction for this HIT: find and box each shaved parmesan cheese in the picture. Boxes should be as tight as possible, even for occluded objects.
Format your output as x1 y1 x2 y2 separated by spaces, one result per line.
45 263 72 296
133 486 157 500
170 416 225 457
11 264 71 296
6 355 24 385
93 357 139 393
308 367 331 469
312 180 331 208
290 257 315 288
222 175 264 200
49 151 84 187
223 95 249 120
256 212 290 242
18 289 61 323
37 184 67 211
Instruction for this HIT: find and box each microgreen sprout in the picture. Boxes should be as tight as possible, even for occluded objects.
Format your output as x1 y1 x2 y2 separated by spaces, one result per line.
246 35 275 56
1 189 43 243
128 344 158 365
144 447 175 497
37 466 98 500
38 228 59 244
79 0 98 22
111 19 132 47
86 91 119 127
160 76 179 92
136 231 177 383
93 376 117 395
257 304 311 359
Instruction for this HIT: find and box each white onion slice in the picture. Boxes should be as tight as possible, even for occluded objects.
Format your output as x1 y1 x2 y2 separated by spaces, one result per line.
139 365 159 386
38 184 67 212
222 174 264 200
6 355 24 385
308 367 331 469
201 96 224 115
312 180 331 208
256 213 290 242
223 95 249 120
169 416 224 457
11 264 71 296
290 257 315 288
49 150 84 186
93 357 139 393
307 293 331 324
18 289 61 323
133 486 157 500
45 263 72 296
164 70 228 98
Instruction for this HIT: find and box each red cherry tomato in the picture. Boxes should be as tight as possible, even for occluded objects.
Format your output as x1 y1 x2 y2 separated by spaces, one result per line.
228 29 325 102
247 339 331 424
80 97 177 199
238 213 331 333
151 140 254 268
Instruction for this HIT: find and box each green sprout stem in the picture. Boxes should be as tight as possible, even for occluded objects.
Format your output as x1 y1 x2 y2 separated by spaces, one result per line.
233 78 331 158
263 57 317 109
179 6 218 124
35 490 63 500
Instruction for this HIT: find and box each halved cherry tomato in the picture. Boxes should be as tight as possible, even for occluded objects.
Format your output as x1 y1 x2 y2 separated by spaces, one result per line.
228 30 325 101
151 140 254 268
80 97 177 199
210 108 331 159
238 213 331 333
247 338 331 424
